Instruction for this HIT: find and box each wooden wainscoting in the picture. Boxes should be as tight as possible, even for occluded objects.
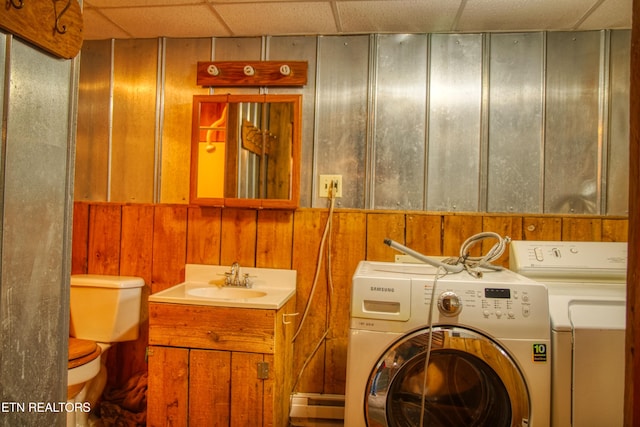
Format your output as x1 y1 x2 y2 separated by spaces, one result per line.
71 201 628 394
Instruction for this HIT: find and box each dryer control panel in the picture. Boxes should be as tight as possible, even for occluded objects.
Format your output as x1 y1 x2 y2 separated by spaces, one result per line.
509 240 627 282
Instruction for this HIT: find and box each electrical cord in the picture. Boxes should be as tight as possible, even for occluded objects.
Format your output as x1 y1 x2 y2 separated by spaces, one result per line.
418 266 447 427
446 231 511 277
290 181 337 395
387 231 511 278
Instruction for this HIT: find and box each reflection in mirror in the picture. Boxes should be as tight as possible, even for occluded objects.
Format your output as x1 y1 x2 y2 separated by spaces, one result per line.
191 95 300 209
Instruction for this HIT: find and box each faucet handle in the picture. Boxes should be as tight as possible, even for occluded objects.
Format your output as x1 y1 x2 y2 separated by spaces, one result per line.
243 273 252 288
224 271 234 286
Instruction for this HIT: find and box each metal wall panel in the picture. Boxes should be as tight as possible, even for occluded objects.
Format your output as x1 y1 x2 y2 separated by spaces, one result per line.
487 33 544 213
267 36 318 207
111 39 159 203
213 37 262 96
313 35 370 208
75 40 112 201
2 37 72 426
427 34 483 211
373 34 428 210
74 31 631 215
544 31 602 214
607 30 630 215
160 38 211 204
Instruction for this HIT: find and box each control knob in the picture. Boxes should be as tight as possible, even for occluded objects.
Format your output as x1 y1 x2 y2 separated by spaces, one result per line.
438 291 462 317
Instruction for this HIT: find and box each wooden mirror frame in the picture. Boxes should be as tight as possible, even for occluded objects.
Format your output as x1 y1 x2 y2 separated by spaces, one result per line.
190 94 301 209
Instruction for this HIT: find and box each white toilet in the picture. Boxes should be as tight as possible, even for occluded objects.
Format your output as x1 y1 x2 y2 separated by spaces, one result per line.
67 274 144 427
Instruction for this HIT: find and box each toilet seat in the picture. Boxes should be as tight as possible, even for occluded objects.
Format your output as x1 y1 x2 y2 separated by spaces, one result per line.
68 337 101 369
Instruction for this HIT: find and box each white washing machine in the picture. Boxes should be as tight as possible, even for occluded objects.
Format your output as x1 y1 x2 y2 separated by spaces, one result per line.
509 241 627 427
344 260 551 427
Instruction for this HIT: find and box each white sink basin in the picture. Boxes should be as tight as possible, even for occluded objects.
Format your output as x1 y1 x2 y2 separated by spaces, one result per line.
186 287 267 300
148 264 296 309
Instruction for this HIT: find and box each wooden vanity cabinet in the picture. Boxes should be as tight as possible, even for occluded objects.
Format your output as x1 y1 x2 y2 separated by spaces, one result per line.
147 298 296 427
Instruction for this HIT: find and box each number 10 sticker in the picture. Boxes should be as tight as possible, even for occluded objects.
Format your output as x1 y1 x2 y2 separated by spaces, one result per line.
532 343 547 362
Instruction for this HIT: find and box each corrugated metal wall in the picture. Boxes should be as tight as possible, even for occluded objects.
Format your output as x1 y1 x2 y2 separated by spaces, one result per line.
0 34 78 426
75 30 630 215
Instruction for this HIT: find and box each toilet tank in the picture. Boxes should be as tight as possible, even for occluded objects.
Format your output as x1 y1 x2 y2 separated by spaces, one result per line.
70 274 145 342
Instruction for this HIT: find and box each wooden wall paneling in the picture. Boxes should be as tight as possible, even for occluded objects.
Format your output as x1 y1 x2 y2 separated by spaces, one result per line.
406 213 443 256
256 210 294 269
562 217 603 241
325 211 366 394
602 218 629 241
442 215 483 257
230 352 265 426
522 217 562 240
72 202 89 273
292 209 329 392
87 204 122 274
366 212 405 261
77 203 631 409
186 206 222 265
482 216 523 267
147 346 189 427
189 349 231 425
120 204 155 282
115 204 155 385
220 208 258 266
151 205 188 294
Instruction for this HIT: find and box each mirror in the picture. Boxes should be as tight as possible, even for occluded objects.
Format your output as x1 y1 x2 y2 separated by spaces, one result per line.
190 94 301 208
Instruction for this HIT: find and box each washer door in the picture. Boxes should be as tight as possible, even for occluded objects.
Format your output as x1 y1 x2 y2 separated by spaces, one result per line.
366 326 529 427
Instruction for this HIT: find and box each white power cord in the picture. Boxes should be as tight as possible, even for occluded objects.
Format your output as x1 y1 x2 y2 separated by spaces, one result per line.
449 231 511 277
418 266 447 427
386 231 511 278
290 180 337 394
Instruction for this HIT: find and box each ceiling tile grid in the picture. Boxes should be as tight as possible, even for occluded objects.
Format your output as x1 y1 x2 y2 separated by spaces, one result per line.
82 0 632 40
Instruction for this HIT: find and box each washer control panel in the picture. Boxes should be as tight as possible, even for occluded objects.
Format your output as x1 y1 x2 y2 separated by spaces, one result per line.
351 261 549 335
430 286 534 321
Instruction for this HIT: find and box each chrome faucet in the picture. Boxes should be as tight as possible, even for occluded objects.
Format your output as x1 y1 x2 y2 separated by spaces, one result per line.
225 262 252 288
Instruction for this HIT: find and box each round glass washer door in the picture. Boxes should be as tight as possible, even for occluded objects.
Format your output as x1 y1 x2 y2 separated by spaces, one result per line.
365 326 529 427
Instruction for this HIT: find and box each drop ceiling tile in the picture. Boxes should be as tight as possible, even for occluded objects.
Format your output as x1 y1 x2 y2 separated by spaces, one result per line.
213 2 338 36
456 0 599 32
97 4 230 39
83 8 133 40
578 0 632 30
336 0 461 33
82 0 632 40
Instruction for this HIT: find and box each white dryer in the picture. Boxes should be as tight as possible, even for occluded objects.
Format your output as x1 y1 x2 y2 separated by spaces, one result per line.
344 260 551 427
509 241 627 427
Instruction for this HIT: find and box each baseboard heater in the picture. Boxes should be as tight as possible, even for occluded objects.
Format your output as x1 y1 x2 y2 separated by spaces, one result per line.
289 393 345 426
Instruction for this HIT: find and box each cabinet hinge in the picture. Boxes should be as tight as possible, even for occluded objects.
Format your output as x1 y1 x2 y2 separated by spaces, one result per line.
257 361 269 379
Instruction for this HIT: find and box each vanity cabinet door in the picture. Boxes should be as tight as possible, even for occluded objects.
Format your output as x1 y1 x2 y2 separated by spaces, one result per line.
189 349 231 425
147 346 189 427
